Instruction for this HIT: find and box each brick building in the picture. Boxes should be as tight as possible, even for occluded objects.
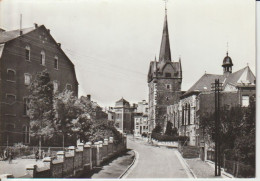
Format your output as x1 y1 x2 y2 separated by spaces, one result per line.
0 24 78 146
147 9 182 133
167 52 255 159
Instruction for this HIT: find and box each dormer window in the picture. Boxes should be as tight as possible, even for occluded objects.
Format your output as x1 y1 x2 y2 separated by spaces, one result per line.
41 51 45 66
25 46 30 61
54 56 58 69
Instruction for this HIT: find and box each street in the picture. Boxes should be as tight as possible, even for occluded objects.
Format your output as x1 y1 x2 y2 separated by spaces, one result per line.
124 136 193 178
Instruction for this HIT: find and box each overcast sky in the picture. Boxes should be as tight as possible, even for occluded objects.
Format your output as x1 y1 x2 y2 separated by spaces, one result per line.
0 0 256 107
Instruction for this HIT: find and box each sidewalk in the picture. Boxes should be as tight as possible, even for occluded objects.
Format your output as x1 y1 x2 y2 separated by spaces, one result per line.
0 158 44 178
184 158 232 178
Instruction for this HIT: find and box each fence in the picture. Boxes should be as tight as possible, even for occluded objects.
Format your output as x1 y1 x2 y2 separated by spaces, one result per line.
206 150 255 178
0 146 65 159
25 135 127 178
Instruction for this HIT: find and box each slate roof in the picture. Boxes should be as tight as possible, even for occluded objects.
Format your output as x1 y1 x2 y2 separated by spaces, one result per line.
116 98 129 104
159 12 171 62
0 27 35 44
182 66 255 97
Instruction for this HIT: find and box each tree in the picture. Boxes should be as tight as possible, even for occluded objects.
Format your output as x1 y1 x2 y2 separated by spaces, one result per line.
28 70 54 149
165 121 173 135
53 90 83 148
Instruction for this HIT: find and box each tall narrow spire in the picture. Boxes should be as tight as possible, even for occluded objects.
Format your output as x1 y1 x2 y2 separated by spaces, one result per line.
159 5 171 62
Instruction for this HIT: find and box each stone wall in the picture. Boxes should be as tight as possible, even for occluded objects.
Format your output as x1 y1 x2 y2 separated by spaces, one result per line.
25 136 127 178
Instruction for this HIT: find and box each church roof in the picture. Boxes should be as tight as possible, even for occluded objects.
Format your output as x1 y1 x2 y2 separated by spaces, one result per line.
0 27 35 43
159 11 171 62
222 52 233 67
182 66 255 97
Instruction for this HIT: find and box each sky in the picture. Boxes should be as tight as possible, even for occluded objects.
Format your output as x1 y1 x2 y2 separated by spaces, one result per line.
0 0 256 107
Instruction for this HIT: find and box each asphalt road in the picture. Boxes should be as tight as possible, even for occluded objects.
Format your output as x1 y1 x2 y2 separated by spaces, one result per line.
124 136 192 178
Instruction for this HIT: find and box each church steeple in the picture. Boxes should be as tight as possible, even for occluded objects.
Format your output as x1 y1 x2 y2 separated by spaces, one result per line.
159 6 171 62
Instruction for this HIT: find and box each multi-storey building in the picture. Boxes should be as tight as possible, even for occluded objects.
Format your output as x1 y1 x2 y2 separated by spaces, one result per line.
0 24 78 146
134 100 149 137
147 9 182 132
114 98 136 133
167 52 255 159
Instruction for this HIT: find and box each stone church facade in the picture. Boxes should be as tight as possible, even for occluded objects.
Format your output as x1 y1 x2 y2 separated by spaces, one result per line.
147 10 182 132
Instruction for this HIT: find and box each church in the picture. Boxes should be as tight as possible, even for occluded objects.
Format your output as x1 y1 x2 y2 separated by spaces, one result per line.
147 8 182 132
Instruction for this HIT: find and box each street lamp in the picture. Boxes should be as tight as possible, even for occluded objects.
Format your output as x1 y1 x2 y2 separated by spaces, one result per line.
211 79 223 176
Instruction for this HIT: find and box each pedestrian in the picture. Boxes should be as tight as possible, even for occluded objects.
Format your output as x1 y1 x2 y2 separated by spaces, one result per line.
35 149 39 162
4 149 8 161
41 150 45 159
8 149 13 164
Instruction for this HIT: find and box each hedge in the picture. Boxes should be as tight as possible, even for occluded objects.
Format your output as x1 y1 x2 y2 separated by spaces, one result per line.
151 132 189 142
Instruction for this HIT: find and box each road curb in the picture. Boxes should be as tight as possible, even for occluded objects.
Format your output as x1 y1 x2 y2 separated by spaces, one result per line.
175 150 197 178
118 150 138 179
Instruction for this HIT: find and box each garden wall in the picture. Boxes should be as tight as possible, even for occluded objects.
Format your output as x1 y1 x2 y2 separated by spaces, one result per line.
25 136 127 178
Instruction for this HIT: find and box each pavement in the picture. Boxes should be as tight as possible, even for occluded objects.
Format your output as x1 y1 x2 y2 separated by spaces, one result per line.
124 136 192 178
81 150 135 178
0 158 44 178
126 136 232 179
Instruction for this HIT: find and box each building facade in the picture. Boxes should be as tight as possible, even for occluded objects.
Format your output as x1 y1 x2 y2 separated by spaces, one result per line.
0 24 78 146
114 98 136 133
167 52 255 160
147 10 182 133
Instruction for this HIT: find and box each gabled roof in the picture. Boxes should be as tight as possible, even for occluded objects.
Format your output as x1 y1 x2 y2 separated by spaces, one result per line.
182 66 255 98
224 66 255 87
116 98 129 104
0 25 79 85
0 27 35 43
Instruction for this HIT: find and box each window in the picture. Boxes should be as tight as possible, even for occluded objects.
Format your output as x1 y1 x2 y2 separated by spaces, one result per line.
136 126 139 129
182 107 184 125
166 84 171 90
41 51 45 65
54 56 58 69
242 95 249 107
24 73 32 85
188 104 191 125
7 69 15 81
165 72 171 77
53 81 59 93
6 94 16 104
66 84 72 90
23 98 29 115
25 46 30 61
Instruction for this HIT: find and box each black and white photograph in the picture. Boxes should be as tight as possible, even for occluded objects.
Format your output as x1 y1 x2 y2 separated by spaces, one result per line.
0 0 258 179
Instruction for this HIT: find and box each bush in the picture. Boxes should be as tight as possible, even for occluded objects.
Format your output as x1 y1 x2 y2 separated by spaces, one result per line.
151 132 189 142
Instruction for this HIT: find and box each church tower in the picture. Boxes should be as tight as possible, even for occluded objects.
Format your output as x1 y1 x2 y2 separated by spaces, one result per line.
147 7 182 132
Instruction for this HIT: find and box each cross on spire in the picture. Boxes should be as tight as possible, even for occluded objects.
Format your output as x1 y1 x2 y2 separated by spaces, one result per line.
163 0 168 13
226 42 229 55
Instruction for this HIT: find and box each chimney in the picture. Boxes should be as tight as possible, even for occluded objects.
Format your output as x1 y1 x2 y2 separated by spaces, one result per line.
47 29 50 33
57 43 61 47
87 94 91 101
34 23 38 28
20 30 23 35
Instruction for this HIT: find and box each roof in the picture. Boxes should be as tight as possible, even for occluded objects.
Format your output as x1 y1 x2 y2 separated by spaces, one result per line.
116 98 129 104
0 25 79 85
222 52 233 67
182 66 255 97
0 27 35 43
159 11 171 62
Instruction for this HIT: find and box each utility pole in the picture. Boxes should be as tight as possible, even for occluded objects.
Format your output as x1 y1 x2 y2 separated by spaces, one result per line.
212 79 222 176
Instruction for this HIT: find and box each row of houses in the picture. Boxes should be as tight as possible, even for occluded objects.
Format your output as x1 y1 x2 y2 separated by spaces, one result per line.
147 8 256 160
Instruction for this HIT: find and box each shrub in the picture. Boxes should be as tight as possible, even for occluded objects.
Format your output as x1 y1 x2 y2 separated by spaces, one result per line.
151 132 189 142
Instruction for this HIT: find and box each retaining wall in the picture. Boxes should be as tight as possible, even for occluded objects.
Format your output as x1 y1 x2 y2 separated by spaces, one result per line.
25 136 127 178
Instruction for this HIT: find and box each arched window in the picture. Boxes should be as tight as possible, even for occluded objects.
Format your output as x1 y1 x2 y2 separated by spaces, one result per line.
53 80 59 93
188 104 191 125
41 51 45 66
24 73 32 85
185 104 188 126
7 69 15 81
182 106 184 125
54 56 58 69
25 46 30 61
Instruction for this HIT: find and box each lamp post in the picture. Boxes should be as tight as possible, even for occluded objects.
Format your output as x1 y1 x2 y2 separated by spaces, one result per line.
211 79 223 176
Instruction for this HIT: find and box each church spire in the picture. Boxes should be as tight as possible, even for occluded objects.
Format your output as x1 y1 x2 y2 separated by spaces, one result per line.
159 4 171 62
